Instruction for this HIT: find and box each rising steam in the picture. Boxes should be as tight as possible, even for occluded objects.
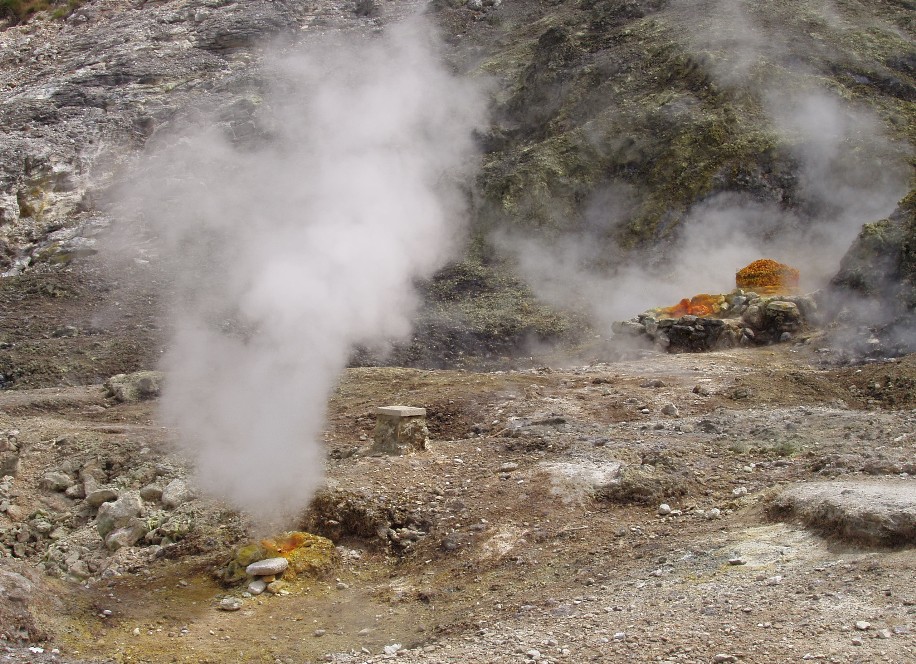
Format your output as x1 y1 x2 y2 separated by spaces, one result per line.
498 1 909 329
118 18 486 524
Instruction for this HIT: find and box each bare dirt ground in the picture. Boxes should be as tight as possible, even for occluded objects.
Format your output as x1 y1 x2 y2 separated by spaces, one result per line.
1 339 914 664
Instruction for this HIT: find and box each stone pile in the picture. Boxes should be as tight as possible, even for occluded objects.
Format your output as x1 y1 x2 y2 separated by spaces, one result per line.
0 444 197 582
612 289 818 352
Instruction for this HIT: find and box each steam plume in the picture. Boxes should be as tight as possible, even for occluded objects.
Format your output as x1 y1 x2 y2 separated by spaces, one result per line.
118 18 486 524
499 1 909 328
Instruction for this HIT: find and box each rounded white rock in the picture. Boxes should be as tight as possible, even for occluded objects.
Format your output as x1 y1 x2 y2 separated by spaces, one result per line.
246 557 289 576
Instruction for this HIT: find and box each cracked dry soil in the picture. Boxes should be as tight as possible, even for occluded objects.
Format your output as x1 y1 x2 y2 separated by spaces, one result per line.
1 343 914 663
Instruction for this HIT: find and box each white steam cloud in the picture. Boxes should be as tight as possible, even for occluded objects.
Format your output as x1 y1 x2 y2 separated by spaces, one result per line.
500 0 909 328
119 18 486 524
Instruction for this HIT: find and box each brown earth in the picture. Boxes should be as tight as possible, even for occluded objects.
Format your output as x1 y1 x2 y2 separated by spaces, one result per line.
1 338 914 663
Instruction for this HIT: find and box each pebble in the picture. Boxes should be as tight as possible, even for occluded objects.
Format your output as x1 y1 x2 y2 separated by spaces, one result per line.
218 597 242 611
314 629 326 637
766 575 783 585
713 656 737 663
525 649 541 660
728 557 746 565
855 621 871 631
661 404 679 416
499 462 519 473
248 579 267 595
246 557 289 576
383 644 402 655
705 508 721 519
657 503 672 516
877 628 892 639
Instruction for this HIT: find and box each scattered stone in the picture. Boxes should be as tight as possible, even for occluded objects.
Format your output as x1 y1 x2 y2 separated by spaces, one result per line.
640 379 666 388
245 557 289 576
383 644 403 655
218 597 242 611
658 503 672 515
855 621 871 631
877 628 892 639
86 488 119 508
266 580 288 594
161 479 192 509
104 371 164 403
766 575 783 585
314 629 326 637
139 484 164 502
105 521 148 551
499 462 519 473
248 579 267 595
96 493 143 539
41 472 73 492
728 557 746 565
705 508 722 519
64 484 86 499
661 404 679 416
713 655 738 663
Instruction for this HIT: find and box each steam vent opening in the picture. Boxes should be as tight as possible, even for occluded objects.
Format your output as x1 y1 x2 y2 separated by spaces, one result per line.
372 406 429 454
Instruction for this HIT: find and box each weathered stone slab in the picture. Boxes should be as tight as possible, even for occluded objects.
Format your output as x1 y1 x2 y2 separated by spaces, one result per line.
376 406 426 418
769 480 916 546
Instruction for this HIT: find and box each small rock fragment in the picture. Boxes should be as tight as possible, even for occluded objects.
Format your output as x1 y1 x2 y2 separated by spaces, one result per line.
855 621 871 631
248 579 267 595
218 597 242 611
658 503 672 516
139 484 163 502
41 472 74 492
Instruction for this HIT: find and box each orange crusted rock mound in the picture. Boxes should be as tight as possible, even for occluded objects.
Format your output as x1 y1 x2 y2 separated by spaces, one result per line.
657 293 724 318
736 259 800 294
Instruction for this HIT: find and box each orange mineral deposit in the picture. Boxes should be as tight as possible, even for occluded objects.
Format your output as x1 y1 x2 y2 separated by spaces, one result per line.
657 293 722 318
736 259 799 294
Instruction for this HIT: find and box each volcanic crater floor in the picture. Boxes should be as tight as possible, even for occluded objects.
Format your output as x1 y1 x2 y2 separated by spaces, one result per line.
1 345 915 663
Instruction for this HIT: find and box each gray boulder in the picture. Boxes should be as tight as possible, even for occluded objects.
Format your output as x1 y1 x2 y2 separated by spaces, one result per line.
105 520 148 551
161 479 192 509
103 371 164 403
96 492 143 539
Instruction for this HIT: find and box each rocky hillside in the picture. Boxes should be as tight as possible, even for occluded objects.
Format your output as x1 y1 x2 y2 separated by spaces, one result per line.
0 0 914 384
